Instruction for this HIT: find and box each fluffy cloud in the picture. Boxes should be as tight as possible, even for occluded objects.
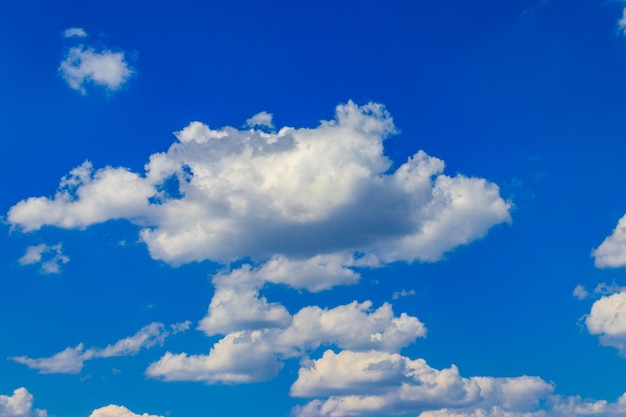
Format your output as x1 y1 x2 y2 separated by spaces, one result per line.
18 243 69 274
0 388 47 417
245 111 274 128
63 27 88 38
7 102 510 270
89 404 162 417
148 298 425 384
592 215 626 268
12 321 189 374
292 350 552 417
59 45 134 94
585 291 626 355
145 331 283 384
292 350 626 417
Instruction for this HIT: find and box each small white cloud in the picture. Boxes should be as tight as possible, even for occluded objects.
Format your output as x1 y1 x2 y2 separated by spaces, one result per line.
572 285 588 300
245 111 274 129
63 27 88 38
592 215 626 268
59 46 134 94
18 244 47 265
12 321 187 374
89 404 162 417
585 291 626 355
392 289 416 300
18 243 69 275
170 320 191 334
0 387 47 417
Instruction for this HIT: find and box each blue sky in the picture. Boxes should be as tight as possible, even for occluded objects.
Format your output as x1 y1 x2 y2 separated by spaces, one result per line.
5 0 626 416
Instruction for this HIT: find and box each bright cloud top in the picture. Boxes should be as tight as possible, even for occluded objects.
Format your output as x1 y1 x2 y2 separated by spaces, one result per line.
18 242 69 274
89 404 162 417
12 321 189 374
0 388 47 417
7 102 511 273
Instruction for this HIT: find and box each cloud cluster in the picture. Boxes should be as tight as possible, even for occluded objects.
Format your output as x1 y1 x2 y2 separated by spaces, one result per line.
18 242 69 274
8 102 510 274
292 350 552 417
292 350 626 417
58 27 134 94
7 102 512 414
146 264 425 384
12 321 189 374
0 388 47 417
147 297 425 384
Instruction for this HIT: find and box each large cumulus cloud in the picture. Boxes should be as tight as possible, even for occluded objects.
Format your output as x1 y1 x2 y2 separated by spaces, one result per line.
7 102 511 271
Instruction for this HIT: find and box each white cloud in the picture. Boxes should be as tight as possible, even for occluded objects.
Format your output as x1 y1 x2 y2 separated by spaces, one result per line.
245 111 274 128
63 27 88 38
89 404 162 417
592 215 626 268
572 285 588 300
392 289 416 299
197 267 291 336
145 331 283 384
292 350 553 417
9 161 153 231
618 8 626 35
12 321 188 374
585 291 626 355
291 350 626 417
12 344 87 374
0 388 47 417
148 299 425 384
593 281 626 296
419 393 626 417
18 243 69 274
7 102 510 274
59 46 134 94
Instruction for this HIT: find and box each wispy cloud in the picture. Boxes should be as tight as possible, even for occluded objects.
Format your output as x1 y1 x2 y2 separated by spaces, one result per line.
392 288 416 299
12 321 189 374
18 243 69 274
62 27 88 38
